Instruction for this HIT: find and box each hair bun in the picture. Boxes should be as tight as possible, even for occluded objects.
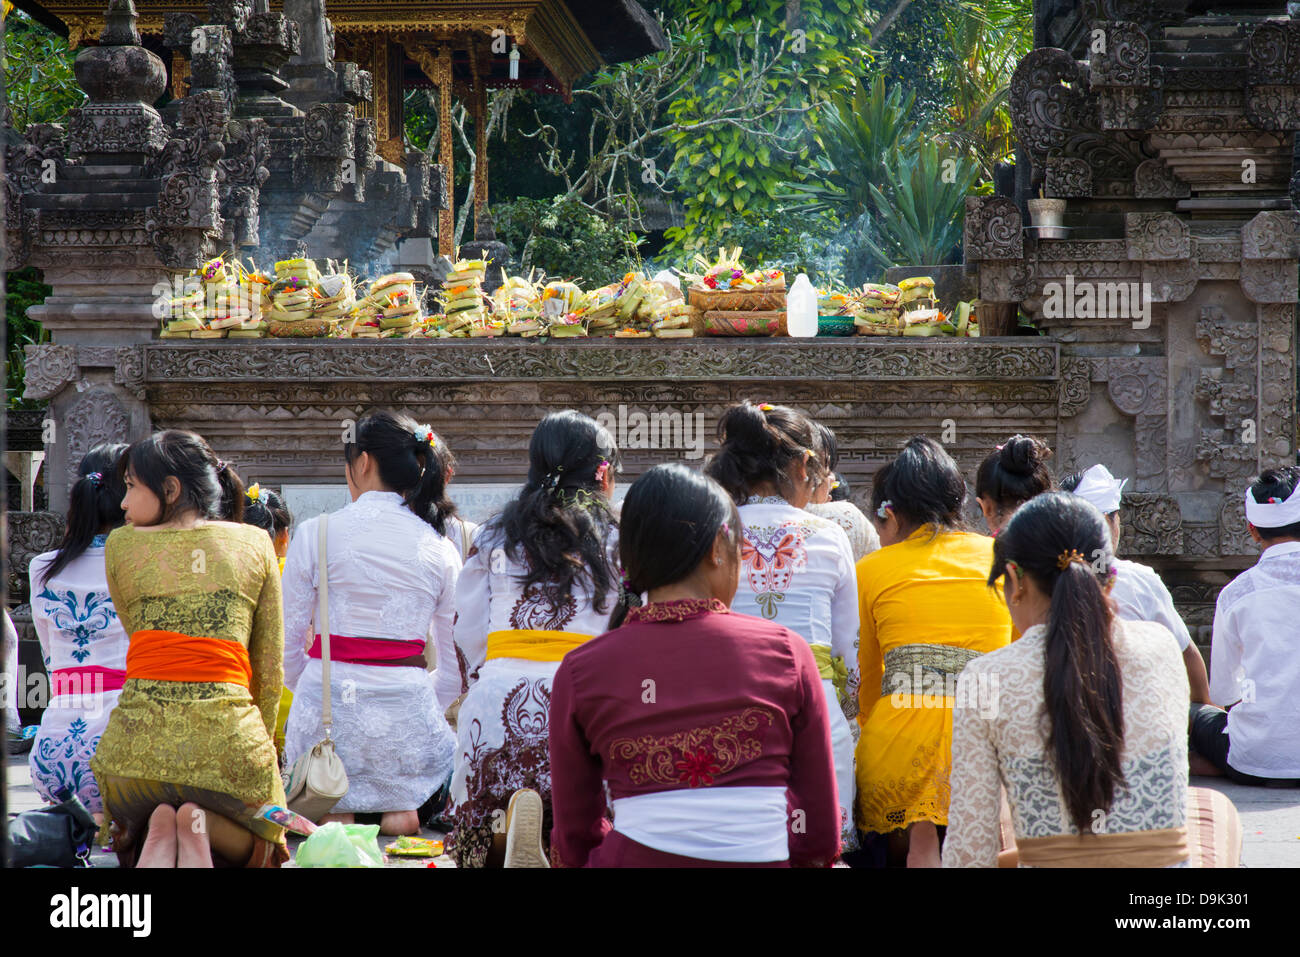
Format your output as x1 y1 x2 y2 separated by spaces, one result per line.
999 435 1050 477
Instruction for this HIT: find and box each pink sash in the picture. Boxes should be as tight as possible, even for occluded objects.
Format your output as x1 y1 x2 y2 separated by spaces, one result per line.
307 634 426 666
51 666 126 697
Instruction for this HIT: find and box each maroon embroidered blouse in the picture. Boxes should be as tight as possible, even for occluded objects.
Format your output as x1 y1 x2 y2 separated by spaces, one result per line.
548 598 839 867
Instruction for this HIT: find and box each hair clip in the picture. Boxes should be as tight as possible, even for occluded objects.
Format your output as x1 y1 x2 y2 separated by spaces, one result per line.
758 403 774 412
412 423 435 447
995 443 1006 451
215 459 228 475
594 460 610 484
246 482 262 503
876 499 892 519
1056 548 1087 571
85 471 104 487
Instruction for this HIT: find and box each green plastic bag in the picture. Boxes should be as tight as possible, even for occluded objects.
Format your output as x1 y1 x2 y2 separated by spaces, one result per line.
295 822 383 868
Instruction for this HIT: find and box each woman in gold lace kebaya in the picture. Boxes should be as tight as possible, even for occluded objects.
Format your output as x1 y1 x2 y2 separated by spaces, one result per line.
91 430 288 868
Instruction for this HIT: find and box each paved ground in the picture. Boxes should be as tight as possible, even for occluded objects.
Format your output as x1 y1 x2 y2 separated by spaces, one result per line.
7 754 1297 867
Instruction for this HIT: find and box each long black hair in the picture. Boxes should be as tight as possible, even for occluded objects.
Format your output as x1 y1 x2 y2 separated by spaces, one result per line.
344 410 458 535
38 443 129 587
1248 466 1300 541
704 400 828 505
608 463 740 630
870 435 968 535
121 430 245 525
490 410 620 611
990 492 1125 833
242 484 293 541
975 434 1055 515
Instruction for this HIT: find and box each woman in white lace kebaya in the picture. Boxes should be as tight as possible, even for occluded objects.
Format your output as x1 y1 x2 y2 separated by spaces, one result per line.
283 412 461 836
705 401 861 853
447 411 622 868
945 493 1239 868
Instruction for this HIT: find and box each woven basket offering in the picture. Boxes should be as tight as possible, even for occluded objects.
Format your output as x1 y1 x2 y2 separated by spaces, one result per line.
703 310 785 337
688 285 787 313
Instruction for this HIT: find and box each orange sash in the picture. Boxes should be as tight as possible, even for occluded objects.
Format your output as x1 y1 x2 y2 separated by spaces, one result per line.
126 629 253 687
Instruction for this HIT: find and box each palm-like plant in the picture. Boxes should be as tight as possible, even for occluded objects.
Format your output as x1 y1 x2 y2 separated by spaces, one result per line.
859 140 983 271
942 0 1033 179
782 74 919 219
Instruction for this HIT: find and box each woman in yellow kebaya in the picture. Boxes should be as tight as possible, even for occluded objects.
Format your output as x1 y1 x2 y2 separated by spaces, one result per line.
854 436 1012 868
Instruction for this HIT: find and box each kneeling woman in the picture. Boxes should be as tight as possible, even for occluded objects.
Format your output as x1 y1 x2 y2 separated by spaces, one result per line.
282 412 461 835
944 493 1238 867
549 464 840 867
91 431 288 867
447 411 621 867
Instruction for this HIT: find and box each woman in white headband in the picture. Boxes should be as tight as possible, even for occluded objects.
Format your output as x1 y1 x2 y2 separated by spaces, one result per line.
1060 464 1210 705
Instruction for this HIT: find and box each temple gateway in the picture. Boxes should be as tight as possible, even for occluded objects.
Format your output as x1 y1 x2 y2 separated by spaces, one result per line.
5 0 1299 667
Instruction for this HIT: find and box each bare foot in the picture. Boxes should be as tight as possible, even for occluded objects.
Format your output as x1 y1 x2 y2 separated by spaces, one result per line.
380 810 420 836
136 805 178 868
320 812 355 825
175 803 214 868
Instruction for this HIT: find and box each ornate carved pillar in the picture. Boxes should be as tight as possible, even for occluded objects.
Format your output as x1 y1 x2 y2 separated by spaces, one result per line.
471 46 489 236
434 46 454 257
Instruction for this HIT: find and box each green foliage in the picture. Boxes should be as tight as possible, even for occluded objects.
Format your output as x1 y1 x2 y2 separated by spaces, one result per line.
6 269 52 410
659 0 873 254
939 0 1034 179
783 74 918 220
3 13 84 130
859 139 983 271
493 197 644 285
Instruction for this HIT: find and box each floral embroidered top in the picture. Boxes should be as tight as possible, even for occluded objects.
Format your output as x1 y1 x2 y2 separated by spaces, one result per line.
29 535 129 676
731 496 860 718
548 598 840 867
449 521 619 705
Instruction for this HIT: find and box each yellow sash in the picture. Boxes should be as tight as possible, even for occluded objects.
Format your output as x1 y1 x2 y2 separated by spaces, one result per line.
485 629 594 662
810 644 848 700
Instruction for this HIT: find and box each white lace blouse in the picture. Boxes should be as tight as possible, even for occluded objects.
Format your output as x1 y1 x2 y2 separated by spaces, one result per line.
281 490 462 691
944 618 1189 867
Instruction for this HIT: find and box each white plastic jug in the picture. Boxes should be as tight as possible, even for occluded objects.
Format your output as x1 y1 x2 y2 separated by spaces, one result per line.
786 273 818 338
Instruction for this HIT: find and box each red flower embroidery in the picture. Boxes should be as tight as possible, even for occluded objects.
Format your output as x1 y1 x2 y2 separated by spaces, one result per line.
675 747 721 787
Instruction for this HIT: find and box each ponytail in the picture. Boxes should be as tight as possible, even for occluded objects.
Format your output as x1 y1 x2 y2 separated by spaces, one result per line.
39 443 129 587
989 491 1125 833
1043 559 1124 833
344 411 458 534
407 431 458 536
215 460 246 523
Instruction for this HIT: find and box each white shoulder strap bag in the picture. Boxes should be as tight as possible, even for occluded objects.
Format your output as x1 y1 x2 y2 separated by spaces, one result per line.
282 514 349 822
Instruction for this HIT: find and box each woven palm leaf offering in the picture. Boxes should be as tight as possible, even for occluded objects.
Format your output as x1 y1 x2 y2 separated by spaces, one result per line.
438 258 489 337
852 282 903 336
493 274 546 337
267 258 333 337
683 247 787 312
538 280 589 338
